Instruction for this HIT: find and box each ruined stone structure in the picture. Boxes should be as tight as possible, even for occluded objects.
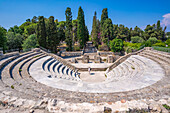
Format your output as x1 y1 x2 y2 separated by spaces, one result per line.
0 47 169 112
82 55 89 63
94 55 102 63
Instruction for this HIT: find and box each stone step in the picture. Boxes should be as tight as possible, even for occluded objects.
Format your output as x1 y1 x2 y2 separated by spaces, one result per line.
141 51 170 64
47 59 56 72
11 52 40 80
42 57 53 71
148 50 170 59
1 51 36 86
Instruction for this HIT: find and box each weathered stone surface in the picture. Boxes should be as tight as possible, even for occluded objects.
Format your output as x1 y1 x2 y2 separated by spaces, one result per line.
107 55 115 63
0 51 3 56
94 55 102 63
32 48 40 52
71 58 77 63
82 55 89 63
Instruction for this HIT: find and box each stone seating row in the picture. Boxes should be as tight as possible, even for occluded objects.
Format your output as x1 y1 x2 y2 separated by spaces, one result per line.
105 55 164 85
41 57 81 81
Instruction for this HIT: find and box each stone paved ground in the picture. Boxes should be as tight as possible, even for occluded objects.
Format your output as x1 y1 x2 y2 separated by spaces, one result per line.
80 71 106 83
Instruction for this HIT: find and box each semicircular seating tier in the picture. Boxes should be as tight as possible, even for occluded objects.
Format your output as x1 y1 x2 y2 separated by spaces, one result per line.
29 53 165 93
0 47 169 110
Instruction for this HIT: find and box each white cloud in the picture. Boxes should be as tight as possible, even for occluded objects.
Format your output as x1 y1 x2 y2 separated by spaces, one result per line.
161 13 170 26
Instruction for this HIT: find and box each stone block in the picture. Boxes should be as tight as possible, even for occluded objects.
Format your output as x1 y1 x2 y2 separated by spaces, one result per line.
32 48 40 52
82 55 89 63
145 47 152 50
107 55 115 63
94 55 102 63
72 58 78 63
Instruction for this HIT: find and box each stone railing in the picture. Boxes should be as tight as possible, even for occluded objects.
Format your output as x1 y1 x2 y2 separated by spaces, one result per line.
106 48 146 73
97 51 114 56
39 48 77 71
61 51 83 56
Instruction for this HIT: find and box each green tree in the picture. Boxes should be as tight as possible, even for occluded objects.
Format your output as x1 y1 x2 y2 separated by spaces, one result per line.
6 32 24 51
147 37 158 45
110 38 123 52
57 21 66 41
100 8 108 28
85 25 89 42
36 16 47 48
131 36 144 43
72 19 78 42
91 11 98 47
8 25 23 34
101 18 113 45
0 27 7 52
77 6 86 48
65 7 73 51
46 16 59 53
24 23 37 37
19 22 32 33
22 34 38 51
32 16 38 23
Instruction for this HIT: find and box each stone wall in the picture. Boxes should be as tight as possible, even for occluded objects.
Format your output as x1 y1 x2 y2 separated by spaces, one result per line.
97 51 113 56
61 51 83 56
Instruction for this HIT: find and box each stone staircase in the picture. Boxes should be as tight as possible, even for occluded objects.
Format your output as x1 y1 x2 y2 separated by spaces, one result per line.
0 48 169 112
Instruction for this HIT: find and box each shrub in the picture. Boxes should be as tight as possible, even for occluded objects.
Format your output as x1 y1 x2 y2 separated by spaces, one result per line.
152 42 166 47
124 41 142 53
143 41 152 47
98 44 109 51
19 69 22 72
163 104 170 110
110 38 123 52
131 36 144 43
165 39 170 46
74 46 80 51
152 46 170 53
11 85 14 89
147 37 157 45
22 34 38 51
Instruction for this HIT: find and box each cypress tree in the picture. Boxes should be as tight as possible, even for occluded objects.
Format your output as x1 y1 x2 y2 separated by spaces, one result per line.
65 7 73 51
85 26 89 42
101 18 113 45
36 16 46 48
77 6 86 48
91 11 98 47
100 8 108 28
100 8 109 45
72 19 78 43
47 16 59 53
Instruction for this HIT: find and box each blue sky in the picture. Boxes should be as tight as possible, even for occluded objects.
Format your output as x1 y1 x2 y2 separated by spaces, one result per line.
0 0 170 32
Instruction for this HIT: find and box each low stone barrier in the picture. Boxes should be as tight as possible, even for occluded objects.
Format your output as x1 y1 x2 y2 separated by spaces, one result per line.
40 49 77 71
97 51 113 56
106 48 145 72
107 55 115 63
61 51 83 56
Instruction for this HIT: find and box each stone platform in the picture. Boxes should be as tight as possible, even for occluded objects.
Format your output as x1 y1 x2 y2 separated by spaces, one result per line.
29 55 164 93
